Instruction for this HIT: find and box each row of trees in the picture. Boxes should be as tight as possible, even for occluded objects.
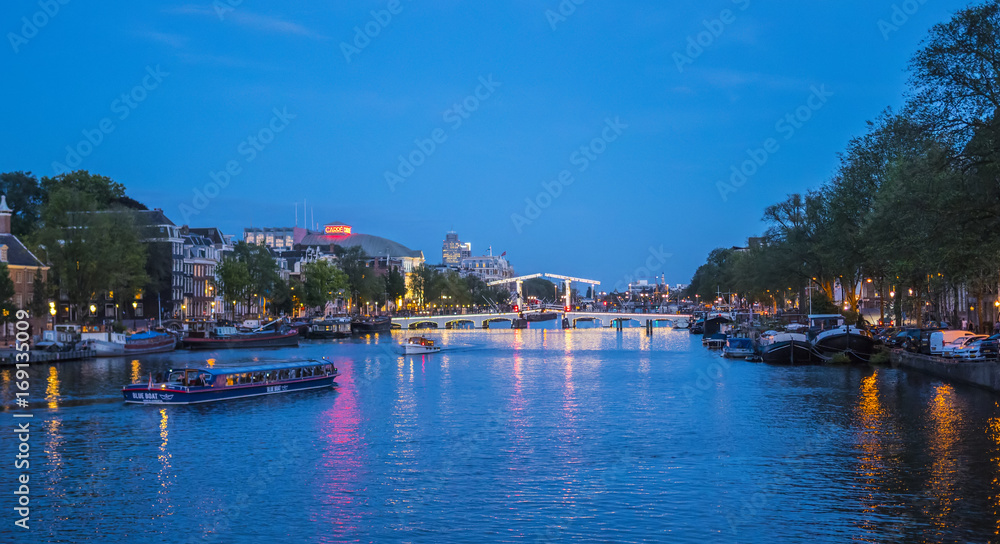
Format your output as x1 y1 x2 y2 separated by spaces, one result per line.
0 170 151 321
410 264 511 311
688 1 1000 328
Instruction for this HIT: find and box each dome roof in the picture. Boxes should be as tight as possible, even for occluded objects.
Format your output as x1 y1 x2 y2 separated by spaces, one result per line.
299 231 423 259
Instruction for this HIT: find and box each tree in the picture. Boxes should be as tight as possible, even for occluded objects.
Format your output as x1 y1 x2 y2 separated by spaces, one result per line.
335 245 369 311
39 171 135 210
29 269 47 319
216 257 251 318
301 260 349 310
226 242 280 315
90 211 149 311
0 171 43 237
34 186 102 317
411 264 443 309
385 268 407 307
908 1 1000 155
0 263 16 340
522 277 557 301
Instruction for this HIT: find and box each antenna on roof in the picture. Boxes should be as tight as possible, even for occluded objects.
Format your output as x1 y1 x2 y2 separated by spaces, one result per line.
294 202 298 228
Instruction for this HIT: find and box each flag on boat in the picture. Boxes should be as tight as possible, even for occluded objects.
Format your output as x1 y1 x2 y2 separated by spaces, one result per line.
148 373 153 388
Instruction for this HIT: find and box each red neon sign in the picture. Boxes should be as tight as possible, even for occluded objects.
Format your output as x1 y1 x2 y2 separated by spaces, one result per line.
324 225 352 236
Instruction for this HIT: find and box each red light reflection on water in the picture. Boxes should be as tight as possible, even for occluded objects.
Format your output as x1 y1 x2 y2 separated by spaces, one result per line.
313 357 363 536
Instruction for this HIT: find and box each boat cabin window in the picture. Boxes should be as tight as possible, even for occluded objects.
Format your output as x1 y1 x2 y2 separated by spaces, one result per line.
809 315 844 330
167 370 188 383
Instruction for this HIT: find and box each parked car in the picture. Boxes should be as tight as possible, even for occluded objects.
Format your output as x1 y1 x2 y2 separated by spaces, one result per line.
977 334 1000 360
942 335 987 359
957 338 989 360
887 329 922 350
925 330 975 356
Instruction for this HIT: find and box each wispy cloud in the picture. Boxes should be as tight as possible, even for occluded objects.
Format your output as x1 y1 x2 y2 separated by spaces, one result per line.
166 4 326 40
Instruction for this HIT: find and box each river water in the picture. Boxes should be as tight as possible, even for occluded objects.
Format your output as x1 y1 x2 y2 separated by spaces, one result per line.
2 328 1000 543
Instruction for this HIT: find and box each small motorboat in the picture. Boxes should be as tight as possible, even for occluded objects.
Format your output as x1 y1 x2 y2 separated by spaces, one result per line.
723 337 755 358
402 337 440 355
703 332 727 349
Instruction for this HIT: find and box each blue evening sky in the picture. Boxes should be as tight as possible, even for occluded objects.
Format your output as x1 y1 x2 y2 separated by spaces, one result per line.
2 0 971 289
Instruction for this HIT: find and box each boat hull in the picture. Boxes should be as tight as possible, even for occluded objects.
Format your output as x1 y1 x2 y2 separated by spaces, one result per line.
125 337 177 355
122 375 334 404
761 340 815 365
307 330 351 339
351 317 392 335
182 331 299 350
812 330 877 363
402 345 441 355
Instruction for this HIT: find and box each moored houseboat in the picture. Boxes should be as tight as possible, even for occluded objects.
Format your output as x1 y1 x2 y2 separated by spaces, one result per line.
307 316 352 339
351 315 392 335
181 325 299 350
122 360 337 404
80 330 177 356
808 314 876 363
760 332 814 365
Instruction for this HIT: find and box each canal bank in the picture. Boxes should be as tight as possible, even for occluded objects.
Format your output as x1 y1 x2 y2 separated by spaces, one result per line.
890 348 1000 394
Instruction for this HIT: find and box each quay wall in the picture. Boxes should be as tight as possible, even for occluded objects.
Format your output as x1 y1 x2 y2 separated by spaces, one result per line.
890 349 1000 394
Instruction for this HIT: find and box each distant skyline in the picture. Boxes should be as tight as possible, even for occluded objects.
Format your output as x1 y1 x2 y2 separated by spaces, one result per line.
2 0 973 288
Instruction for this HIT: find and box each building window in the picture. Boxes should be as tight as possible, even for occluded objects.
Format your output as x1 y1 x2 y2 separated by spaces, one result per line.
0 245 7 262
15 295 21 308
27 272 32 284
16 271 22 283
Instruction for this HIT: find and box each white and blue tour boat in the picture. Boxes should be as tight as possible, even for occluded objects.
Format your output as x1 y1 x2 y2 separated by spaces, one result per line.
122 360 337 404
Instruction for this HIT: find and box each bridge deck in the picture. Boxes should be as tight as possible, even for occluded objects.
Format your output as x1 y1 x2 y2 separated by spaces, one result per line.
391 312 691 329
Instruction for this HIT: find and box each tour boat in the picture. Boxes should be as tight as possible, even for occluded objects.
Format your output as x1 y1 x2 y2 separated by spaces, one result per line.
351 316 392 335
181 326 299 350
307 316 352 339
122 360 337 405
401 336 441 355
760 332 814 365
808 314 876 363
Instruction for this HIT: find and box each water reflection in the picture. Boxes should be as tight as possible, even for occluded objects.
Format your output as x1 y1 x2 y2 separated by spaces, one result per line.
130 360 142 385
926 383 961 531
317 357 363 535
988 407 1000 537
46 365 60 410
853 372 889 538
